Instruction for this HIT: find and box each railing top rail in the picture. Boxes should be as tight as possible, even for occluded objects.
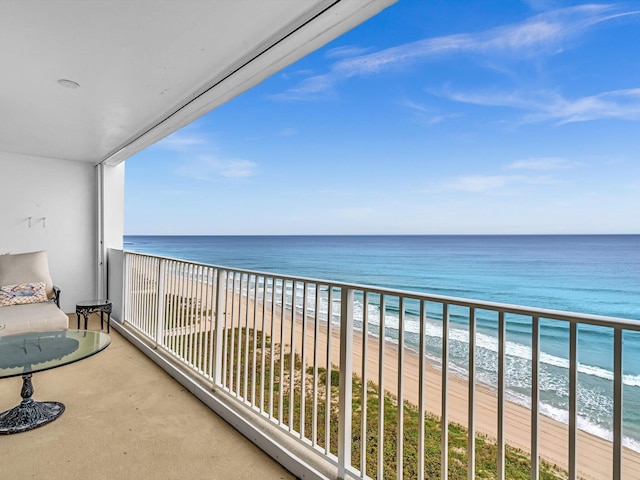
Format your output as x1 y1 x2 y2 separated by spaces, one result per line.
124 250 640 330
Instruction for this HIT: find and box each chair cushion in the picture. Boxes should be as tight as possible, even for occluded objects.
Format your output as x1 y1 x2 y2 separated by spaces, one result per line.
0 251 54 299
0 302 69 337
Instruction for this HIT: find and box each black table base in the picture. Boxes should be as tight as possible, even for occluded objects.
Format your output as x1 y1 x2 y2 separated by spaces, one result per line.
0 373 65 434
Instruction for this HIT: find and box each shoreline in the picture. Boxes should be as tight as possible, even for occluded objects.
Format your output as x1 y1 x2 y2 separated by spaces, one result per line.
156 271 640 479
360 326 640 454
256 301 640 480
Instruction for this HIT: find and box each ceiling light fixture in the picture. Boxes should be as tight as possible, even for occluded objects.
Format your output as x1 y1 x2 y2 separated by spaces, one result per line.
57 79 80 89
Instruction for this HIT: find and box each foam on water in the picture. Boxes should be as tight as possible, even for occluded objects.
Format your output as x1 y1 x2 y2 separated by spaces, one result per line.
349 298 640 452
351 299 640 387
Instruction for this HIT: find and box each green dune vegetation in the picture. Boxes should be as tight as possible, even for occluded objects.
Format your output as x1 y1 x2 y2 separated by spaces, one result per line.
180 326 570 479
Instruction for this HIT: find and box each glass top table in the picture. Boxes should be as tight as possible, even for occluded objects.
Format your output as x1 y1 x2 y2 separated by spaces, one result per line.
0 329 111 434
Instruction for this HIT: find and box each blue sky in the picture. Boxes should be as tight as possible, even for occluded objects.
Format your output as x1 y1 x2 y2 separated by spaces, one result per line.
125 1 640 235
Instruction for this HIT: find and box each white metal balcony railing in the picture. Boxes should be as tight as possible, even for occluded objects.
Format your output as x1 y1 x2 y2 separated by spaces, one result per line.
121 251 639 480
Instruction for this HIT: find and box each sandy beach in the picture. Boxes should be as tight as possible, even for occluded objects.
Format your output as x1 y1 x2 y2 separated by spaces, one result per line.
135 266 640 479
218 286 640 480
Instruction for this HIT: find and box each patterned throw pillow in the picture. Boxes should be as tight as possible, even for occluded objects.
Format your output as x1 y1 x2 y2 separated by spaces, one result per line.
0 282 48 307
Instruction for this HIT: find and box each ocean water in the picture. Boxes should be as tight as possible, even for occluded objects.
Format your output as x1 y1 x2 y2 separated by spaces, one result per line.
124 234 640 450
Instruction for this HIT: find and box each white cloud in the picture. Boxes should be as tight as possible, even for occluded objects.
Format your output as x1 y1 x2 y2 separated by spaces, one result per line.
269 75 336 101
437 167 564 193
156 131 208 151
154 128 259 180
280 69 314 80
445 175 521 193
400 98 462 125
439 87 640 124
325 45 372 59
277 128 298 137
273 4 639 100
401 98 430 113
176 155 256 180
508 157 575 170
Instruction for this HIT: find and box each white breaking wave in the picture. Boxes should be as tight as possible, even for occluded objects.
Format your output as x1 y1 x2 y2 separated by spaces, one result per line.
350 299 640 388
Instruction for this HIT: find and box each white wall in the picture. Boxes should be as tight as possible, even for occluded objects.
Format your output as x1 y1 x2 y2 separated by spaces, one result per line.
0 152 97 313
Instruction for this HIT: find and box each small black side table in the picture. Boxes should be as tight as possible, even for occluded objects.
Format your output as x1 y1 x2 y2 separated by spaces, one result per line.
76 300 113 333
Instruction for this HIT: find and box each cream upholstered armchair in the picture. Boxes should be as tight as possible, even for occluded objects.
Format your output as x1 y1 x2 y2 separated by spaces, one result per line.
0 251 69 337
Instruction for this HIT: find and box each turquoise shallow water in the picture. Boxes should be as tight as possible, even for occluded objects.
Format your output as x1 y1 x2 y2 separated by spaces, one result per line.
124 234 640 449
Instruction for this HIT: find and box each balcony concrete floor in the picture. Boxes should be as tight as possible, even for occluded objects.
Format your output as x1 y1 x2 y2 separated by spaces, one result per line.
0 314 294 480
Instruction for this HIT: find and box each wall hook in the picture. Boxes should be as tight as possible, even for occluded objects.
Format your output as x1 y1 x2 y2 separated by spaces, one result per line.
27 216 32 228
42 217 47 228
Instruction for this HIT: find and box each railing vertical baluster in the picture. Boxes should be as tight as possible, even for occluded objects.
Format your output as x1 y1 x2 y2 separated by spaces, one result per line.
133 255 139 328
279 279 286 424
300 282 308 440
397 297 405 480
289 281 297 431
178 263 187 360
312 283 320 447
168 261 177 354
206 268 215 380
122 253 128 323
338 287 354 479
139 255 145 330
613 328 623 480
191 266 198 367
325 286 334 454
172 261 179 354
185 264 193 367
235 274 244 396
124 253 129 323
205 267 214 376
143 256 151 334
143 256 150 332
197 266 204 371
127 254 134 325
467 307 476 480
213 269 226 388
182 263 190 360
498 311 506 480
244 274 251 401
223 271 230 388
129 256 140 328
197 266 206 373
259 276 268 412
378 294 386 480
191 266 197 365
569 322 578 480
531 316 540 480
143 256 150 331
192 265 199 366
441 303 449 480
139 256 145 332
269 277 276 418
163 261 170 352
132 255 138 328
417 300 426 480
191 265 198 366
361 292 369 478
138 256 145 332
154 258 160 336
229 272 238 393
155 258 166 348
251 275 259 407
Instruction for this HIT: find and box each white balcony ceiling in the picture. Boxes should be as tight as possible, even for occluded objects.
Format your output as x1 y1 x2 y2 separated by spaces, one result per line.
0 0 393 166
